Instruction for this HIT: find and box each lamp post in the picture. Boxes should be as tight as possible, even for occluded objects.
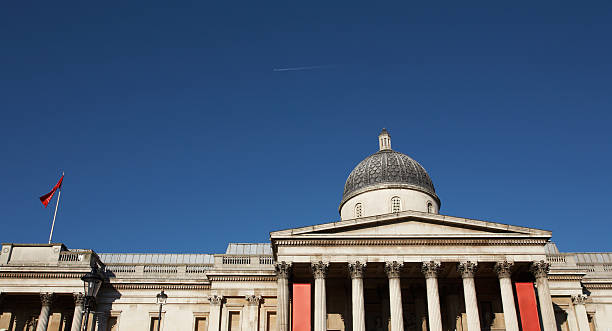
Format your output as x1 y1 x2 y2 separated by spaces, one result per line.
81 266 103 331
156 290 168 331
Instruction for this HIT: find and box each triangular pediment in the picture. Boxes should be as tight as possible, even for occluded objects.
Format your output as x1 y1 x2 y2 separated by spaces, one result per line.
271 210 551 239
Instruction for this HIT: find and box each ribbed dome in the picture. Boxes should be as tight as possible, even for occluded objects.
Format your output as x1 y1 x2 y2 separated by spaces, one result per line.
341 149 439 205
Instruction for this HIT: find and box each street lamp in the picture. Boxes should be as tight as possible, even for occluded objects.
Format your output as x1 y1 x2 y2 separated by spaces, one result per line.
81 265 103 331
156 290 168 331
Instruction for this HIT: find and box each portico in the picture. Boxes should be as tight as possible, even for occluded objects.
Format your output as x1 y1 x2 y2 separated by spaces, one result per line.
271 210 556 331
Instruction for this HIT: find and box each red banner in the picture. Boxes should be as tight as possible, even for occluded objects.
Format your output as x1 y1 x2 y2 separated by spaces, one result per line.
515 282 541 331
292 283 311 331
39 175 64 207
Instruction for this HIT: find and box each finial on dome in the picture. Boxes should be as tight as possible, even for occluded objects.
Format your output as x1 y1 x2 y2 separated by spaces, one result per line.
378 128 391 151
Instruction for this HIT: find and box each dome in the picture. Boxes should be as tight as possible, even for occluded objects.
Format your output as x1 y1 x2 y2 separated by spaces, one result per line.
340 130 439 210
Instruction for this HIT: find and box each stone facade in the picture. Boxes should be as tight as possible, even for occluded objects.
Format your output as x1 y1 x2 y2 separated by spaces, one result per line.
0 130 610 331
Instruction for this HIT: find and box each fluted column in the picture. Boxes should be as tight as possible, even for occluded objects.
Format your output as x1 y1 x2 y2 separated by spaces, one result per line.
422 261 442 331
71 294 84 331
571 295 590 331
530 261 556 331
208 295 224 331
494 261 519 331
348 262 366 331
458 262 481 331
384 261 404 331
312 261 329 331
275 262 292 331
36 293 53 331
245 295 262 331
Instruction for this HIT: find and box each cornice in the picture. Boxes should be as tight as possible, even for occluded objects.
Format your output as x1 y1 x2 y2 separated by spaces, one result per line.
106 283 210 290
207 275 277 282
548 275 583 281
274 238 548 246
0 272 86 279
583 283 612 290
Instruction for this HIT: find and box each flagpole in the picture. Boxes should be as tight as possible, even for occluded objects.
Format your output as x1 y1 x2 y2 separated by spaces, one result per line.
48 172 64 244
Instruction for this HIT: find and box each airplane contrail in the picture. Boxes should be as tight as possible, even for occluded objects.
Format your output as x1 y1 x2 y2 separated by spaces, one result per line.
273 65 334 72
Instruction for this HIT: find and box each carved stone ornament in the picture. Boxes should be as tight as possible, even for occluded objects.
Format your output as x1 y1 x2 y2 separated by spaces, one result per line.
208 295 223 305
421 261 441 279
245 295 262 306
384 261 403 279
274 262 292 279
73 293 85 305
530 260 550 279
457 261 478 278
494 261 514 278
571 294 588 305
348 262 366 279
311 261 329 279
40 293 54 306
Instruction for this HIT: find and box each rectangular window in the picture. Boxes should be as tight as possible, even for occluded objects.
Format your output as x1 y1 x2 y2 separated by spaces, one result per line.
150 317 160 331
267 312 277 331
195 317 208 331
228 312 240 331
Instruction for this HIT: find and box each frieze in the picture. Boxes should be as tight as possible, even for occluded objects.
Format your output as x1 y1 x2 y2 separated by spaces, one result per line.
207 275 276 282
274 239 548 246
107 283 211 290
583 283 612 290
0 272 86 279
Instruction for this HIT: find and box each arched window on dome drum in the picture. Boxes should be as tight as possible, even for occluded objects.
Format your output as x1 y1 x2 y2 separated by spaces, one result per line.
355 203 363 218
427 202 433 213
391 197 401 213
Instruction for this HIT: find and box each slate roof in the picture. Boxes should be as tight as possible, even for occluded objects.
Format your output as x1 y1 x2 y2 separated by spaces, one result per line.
225 243 272 255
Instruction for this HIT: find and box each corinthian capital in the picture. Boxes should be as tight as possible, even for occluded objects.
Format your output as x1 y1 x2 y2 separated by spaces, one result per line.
311 261 329 279
571 294 588 305
421 261 441 279
40 293 54 306
208 295 223 305
494 261 514 278
245 295 262 306
384 261 403 279
348 261 366 279
73 293 85 305
457 261 478 278
530 260 550 279
274 262 292 279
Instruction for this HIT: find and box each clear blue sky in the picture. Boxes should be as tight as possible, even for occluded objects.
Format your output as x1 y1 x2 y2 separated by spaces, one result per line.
1 1 611 254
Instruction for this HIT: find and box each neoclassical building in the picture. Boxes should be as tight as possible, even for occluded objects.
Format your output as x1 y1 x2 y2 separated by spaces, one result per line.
1 129 610 331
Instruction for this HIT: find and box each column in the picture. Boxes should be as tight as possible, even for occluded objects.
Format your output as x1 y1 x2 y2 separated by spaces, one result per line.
208 295 223 331
71 293 84 331
458 262 481 331
530 261 556 331
311 261 329 331
275 262 292 331
421 261 442 331
36 293 53 331
245 295 262 331
96 311 109 331
571 295 590 331
384 261 404 331
494 261 519 331
348 262 366 331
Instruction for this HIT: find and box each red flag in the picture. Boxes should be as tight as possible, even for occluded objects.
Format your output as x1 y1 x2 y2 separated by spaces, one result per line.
39 175 64 207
